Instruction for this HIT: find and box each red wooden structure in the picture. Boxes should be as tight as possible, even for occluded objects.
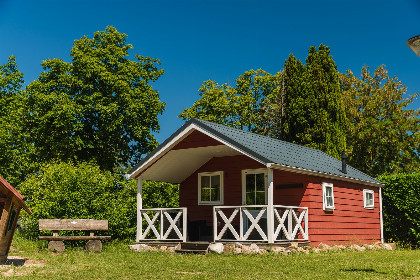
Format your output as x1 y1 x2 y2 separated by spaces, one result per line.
0 176 31 262
128 119 383 246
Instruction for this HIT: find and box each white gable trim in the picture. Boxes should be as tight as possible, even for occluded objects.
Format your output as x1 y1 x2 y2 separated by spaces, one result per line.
193 126 265 165
127 123 265 179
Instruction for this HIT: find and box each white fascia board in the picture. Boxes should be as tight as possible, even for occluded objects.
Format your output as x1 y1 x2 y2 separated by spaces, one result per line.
266 163 384 188
128 122 265 179
127 123 199 179
192 125 266 166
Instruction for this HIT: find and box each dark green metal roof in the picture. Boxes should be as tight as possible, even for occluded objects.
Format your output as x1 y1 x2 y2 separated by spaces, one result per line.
129 118 382 185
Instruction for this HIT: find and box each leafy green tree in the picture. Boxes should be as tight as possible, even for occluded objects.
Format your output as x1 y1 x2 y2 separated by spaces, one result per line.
379 173 420 247
179 69 278 133
179 80 238 126
19 161 179 240
0 56 34 186
25 26 165 171
340 65 420 176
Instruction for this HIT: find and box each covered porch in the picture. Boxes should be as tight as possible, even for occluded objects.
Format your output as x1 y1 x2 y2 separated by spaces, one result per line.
137 203 308 243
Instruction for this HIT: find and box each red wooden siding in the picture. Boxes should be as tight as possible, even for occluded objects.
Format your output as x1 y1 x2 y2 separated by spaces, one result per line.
174 130 381 245
180 155 265 226
173 130 222 150
272 170 380 245
305 181 380 245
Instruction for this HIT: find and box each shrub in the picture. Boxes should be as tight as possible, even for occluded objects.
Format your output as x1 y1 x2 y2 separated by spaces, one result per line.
19 161 178 240
379 173 420 247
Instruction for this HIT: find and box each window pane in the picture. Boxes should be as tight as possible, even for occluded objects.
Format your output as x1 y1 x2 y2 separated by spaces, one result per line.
201 188 210 202
201 176 210 188
211 175 220 189
366 192 373 206
327 197 333 207
255 173 265 191
326 187 332 197
210 189 217 201
256 191 265 205
246 174 254 192
246 192 254 205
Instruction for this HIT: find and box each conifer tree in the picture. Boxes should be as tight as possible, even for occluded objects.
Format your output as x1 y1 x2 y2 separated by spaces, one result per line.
281 45 347 159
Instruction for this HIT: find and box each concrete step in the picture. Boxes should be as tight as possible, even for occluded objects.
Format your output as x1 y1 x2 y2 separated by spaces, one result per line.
175 249 207 255
180 242 209 251
175 242 209 254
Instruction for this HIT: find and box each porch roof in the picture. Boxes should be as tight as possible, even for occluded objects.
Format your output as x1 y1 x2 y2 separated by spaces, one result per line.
127 119 383 187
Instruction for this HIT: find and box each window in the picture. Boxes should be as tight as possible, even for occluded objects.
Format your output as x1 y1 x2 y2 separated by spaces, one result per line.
6 203 17 236
363 189 374 209
242 169 267 205
198 171 223 205
322 182 334 211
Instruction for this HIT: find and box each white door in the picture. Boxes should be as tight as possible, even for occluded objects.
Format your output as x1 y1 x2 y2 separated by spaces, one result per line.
242 169 268 239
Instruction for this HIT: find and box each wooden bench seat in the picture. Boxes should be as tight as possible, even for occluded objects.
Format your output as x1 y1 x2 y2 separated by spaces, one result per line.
39 235 111 241
39 219 111 252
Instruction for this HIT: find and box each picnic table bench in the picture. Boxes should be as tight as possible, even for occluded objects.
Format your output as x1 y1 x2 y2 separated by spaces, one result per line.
39 219 111 252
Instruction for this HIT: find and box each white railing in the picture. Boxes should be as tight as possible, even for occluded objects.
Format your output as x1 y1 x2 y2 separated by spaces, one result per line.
139 208 187 242
273 206 308 241
213 205 308 242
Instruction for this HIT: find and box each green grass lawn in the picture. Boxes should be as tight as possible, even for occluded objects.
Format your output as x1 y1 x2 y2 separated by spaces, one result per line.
2 236 420 279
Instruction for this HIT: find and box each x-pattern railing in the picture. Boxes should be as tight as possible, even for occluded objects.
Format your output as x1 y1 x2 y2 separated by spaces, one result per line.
139 208 187 242
273 206 308 241
214 205 269 242
214 205 308 242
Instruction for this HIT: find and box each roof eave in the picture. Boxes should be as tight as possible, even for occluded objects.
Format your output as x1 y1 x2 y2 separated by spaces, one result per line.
266 163 384 187
127 118 270 179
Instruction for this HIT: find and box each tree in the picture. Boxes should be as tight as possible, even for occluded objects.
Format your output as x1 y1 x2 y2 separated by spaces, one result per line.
0 56 33 186
340 65 420 176
280 45 347 159
19 161 179 240
281 54 307 142
179 69 279 133
379 173 420 247
25 26 165 171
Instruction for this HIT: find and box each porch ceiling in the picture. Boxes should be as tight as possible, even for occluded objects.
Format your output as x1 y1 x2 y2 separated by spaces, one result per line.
139 145 241 183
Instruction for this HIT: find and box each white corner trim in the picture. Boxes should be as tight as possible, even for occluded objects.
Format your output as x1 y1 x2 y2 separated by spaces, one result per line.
266 163 383 188
379 187 384 243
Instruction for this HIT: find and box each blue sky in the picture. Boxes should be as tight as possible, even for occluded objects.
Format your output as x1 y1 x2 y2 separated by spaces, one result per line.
1 0 419 144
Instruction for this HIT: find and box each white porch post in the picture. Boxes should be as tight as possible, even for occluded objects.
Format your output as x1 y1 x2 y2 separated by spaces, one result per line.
267 168 274 243
136 178 143 242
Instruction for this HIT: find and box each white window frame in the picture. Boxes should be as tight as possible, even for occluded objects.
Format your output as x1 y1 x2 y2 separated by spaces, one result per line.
198 171 224 205
322 182 335 211
242 168 268 205
363 189 375 209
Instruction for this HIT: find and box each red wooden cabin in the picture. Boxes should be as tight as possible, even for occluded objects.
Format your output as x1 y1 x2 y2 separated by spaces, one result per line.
128 119 383 246
0 176 31 262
